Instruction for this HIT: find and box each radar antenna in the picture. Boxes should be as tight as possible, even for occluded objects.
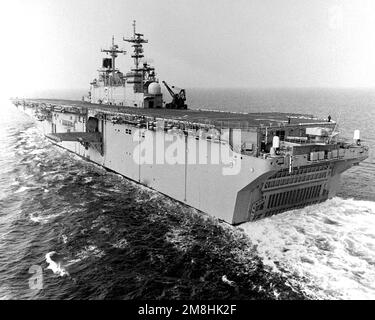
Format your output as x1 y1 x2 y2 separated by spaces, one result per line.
123 20 148 71
101 36 126 81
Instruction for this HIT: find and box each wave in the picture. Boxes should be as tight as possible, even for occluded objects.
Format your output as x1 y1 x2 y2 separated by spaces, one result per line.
110 239 128 249
62 234 68 244
14 186 32 194
240 197 375 299
30 212 62 224
75 245 105 262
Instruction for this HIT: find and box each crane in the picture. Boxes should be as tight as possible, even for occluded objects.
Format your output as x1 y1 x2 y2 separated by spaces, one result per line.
162 81 187 109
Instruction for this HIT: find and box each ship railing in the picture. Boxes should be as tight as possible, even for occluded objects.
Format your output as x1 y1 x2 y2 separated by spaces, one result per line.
264 140 368 163
283 136 336 145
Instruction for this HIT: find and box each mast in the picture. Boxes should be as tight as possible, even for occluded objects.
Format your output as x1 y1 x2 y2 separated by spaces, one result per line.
101 36 126 84
123 20 148 71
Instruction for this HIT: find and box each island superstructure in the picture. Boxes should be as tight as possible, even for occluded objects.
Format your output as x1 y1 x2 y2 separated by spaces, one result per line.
12 22 369 225
88 21 163 109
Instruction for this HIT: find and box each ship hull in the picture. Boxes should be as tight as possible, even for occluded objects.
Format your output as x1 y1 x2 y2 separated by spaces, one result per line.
15 101 368 225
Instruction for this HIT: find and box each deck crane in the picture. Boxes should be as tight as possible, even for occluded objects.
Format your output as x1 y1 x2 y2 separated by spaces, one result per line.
162 81 187 109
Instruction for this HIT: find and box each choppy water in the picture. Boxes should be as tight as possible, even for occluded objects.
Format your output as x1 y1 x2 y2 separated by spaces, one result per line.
1 88 375 299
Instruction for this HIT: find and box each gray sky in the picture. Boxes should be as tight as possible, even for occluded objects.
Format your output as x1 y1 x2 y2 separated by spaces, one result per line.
1 0 375 96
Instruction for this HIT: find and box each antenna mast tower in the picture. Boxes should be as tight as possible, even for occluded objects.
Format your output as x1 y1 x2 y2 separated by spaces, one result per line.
101 36 126 82
123 20 148 71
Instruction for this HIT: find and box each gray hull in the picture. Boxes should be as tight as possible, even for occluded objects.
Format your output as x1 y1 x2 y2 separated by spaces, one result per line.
15 101 368 225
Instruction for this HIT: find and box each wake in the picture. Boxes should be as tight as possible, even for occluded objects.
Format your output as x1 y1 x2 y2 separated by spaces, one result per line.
240 197 375 299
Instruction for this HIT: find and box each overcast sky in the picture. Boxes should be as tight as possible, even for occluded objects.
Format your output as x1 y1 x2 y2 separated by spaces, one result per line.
1 0 375 96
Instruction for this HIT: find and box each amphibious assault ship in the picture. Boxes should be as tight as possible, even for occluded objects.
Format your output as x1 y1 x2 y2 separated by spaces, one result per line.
12 22 369 225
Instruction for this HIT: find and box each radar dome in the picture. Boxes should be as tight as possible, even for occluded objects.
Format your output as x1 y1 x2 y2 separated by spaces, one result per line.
148 82 161 95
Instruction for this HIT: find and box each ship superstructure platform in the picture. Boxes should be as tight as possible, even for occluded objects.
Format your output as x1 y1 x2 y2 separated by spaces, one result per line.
19 98 324 127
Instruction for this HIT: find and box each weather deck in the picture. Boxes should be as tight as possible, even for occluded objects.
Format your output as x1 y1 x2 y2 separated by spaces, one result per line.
23 98 331 128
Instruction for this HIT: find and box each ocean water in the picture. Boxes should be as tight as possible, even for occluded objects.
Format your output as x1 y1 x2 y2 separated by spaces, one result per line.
1 88 375 300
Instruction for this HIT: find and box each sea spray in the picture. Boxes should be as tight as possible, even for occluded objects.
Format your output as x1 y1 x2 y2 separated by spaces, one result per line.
45 252 69 277
241 197 375 299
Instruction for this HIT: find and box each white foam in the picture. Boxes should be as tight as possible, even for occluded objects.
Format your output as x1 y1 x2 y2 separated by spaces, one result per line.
62 234 68 244
14 186 31 194
222 275 236 287
99 227 110 234
75 245 105 260
165 226 196 253
65 258 82 266
240 198 375 299
83 177 93 183
111 238 128 249
10 180 20 187
45 251 69 277
30 212 62 224
29 149 44 155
